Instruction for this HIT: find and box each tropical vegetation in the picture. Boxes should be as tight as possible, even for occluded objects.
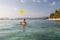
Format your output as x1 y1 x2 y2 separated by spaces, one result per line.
50 9 60 18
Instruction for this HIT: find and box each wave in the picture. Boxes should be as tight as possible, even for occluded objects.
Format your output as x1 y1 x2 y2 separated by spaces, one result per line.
0 23 13 29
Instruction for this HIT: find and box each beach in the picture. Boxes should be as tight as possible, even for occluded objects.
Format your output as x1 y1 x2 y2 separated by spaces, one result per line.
47 18 60 20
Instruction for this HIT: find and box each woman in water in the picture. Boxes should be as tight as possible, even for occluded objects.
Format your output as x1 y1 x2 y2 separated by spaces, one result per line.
20 19 26 26
20 19 27 32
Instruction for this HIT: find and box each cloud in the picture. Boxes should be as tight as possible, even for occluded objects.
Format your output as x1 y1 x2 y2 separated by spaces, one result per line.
51 1 56 6
43 0 48 2
20 0 24 3
14 8 18 11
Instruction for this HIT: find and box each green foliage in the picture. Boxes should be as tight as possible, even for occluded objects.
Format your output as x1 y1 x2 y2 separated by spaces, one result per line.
50 8 60 18
50 13 54 18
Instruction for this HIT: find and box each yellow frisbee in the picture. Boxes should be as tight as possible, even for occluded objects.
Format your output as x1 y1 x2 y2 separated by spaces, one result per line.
18 10 25 14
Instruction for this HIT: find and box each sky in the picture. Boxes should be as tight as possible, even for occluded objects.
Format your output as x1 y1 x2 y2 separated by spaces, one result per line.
0 0 60 18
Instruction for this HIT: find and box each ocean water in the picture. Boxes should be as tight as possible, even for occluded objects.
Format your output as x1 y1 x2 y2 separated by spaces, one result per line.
0 20 60 40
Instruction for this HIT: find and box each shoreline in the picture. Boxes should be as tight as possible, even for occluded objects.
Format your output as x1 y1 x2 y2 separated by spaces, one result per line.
46 18 60 20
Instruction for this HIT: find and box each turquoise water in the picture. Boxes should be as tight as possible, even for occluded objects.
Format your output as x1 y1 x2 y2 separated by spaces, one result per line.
0 20 60 40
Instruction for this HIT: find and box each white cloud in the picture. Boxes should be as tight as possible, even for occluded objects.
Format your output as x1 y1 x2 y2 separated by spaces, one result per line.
52 1 56 6
20 0 24 3
14 7 19 11
0 5 21 18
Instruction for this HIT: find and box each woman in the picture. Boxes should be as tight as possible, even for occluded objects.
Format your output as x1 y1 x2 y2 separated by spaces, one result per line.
20 19 26 26
20 19 27 32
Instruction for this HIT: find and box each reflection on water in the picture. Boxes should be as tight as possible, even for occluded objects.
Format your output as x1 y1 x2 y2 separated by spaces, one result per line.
0 20 60 40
